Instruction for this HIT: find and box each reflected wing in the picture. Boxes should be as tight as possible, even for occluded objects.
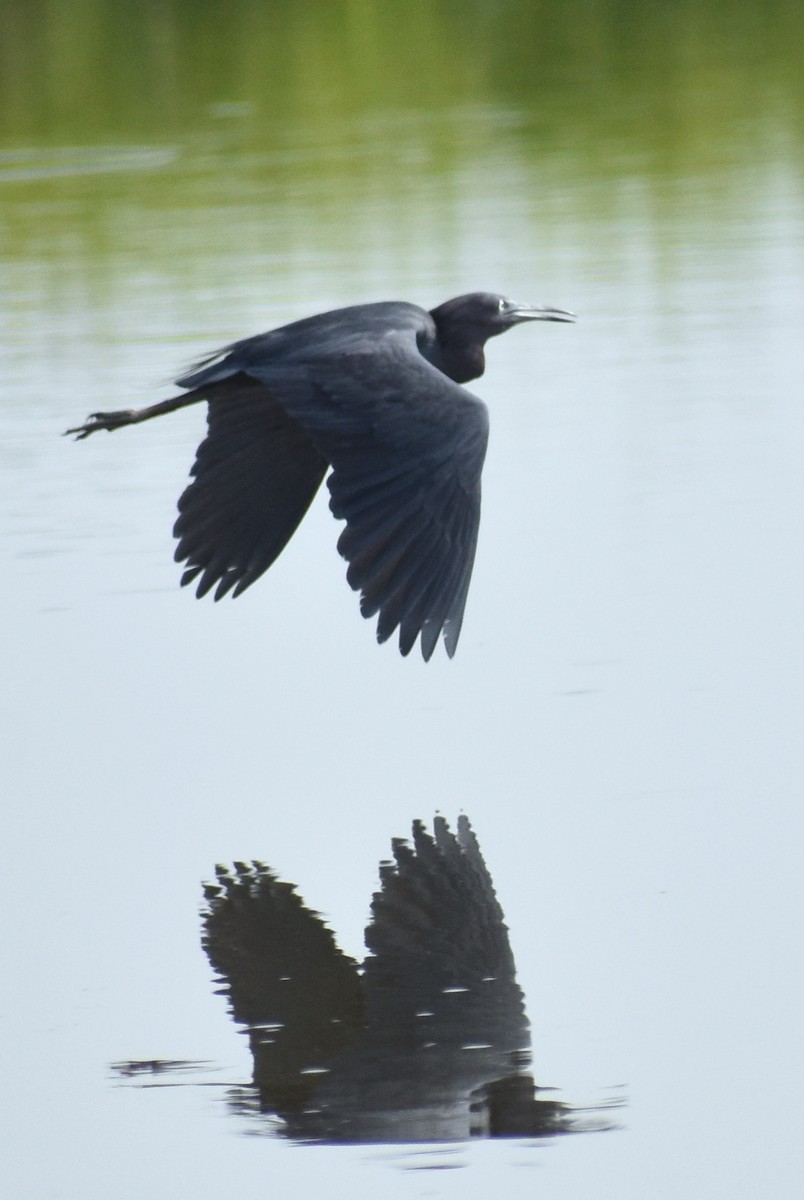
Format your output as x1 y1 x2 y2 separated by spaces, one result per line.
362 817 530 1055
202 861 365 1106
255 344 489 660
173 376 327 600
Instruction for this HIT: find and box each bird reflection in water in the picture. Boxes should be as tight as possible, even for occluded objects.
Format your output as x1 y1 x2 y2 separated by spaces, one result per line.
201 816 574 1143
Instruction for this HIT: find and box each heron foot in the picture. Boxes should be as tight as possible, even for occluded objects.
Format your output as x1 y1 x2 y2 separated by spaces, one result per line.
64 409 138 439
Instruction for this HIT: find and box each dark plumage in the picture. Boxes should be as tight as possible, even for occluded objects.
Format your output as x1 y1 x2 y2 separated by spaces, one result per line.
200 817 570 1142
67 292 574 659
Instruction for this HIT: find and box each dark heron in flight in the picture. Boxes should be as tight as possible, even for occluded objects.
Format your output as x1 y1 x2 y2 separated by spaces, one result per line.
68 292 574 659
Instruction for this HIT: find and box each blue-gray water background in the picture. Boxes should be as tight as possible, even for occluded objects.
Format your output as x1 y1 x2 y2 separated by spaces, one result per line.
2 2 804 1196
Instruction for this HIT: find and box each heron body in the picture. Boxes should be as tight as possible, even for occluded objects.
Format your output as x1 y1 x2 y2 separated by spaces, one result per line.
69 292 574 659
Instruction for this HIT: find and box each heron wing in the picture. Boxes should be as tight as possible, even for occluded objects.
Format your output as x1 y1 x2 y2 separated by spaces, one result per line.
362 817 529 1053
252 341 489 660
173 376 328 601
202 861 365 1105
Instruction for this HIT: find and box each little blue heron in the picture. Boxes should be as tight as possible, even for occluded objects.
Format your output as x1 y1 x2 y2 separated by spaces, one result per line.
68 292 574 659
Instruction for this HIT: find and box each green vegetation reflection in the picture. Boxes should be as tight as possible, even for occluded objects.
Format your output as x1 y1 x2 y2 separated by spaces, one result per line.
1 0 803 178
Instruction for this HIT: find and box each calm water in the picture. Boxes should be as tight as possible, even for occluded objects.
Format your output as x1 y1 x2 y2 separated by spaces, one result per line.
3 2 804 1197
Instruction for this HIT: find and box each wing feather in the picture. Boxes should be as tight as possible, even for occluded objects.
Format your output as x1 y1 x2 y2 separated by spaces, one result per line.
251 344 489 659
172 376 327 601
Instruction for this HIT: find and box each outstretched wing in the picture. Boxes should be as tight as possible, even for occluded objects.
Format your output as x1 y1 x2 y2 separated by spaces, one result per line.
173 376 328 600
362 816 530 1056
202 861 365 1105
252 341 489 661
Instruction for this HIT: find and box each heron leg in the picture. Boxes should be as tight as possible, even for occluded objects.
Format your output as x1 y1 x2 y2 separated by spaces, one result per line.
65 392 198 440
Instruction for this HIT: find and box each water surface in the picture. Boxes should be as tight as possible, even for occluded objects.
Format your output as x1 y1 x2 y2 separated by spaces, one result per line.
2 3 804 1197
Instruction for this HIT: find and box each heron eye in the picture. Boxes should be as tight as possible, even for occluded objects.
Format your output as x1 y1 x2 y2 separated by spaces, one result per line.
497 298 507 312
